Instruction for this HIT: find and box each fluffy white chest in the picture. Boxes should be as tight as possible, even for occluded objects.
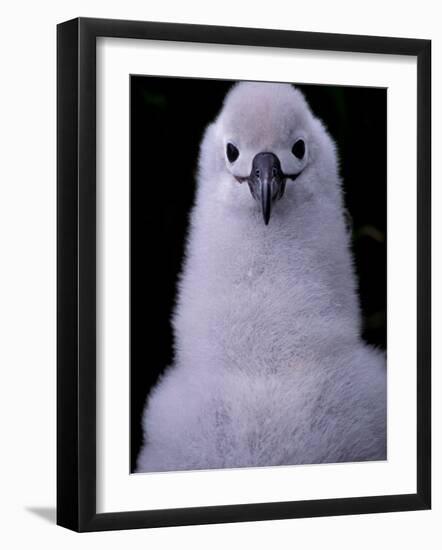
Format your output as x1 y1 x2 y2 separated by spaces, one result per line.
173 199 360 376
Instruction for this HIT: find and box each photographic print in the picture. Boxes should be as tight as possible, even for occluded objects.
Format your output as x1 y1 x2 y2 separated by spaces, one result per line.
130 77 387 474
57 18 430 531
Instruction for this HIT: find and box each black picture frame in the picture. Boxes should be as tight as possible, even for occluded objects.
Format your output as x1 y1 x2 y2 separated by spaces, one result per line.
57 17 431 532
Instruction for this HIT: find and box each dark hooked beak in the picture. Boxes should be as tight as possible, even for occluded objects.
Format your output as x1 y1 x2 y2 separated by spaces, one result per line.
247 152 286 225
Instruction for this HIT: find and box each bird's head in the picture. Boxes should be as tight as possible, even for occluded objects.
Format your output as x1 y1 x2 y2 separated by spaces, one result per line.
207 81 336 225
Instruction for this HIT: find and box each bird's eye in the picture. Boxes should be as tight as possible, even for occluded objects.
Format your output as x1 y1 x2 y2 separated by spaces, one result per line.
292 139 305 159
226 143 240 163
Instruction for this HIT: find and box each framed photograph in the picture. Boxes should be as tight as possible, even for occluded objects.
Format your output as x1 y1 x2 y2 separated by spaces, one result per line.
57 17 431 532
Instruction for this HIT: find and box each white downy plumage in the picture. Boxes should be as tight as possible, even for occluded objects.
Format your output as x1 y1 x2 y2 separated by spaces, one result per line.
137 82 386 472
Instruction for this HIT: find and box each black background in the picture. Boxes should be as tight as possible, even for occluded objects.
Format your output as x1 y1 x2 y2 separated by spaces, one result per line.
130 76 387 472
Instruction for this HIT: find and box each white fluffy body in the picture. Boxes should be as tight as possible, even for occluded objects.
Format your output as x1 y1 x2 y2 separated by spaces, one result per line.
137 82 386 472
